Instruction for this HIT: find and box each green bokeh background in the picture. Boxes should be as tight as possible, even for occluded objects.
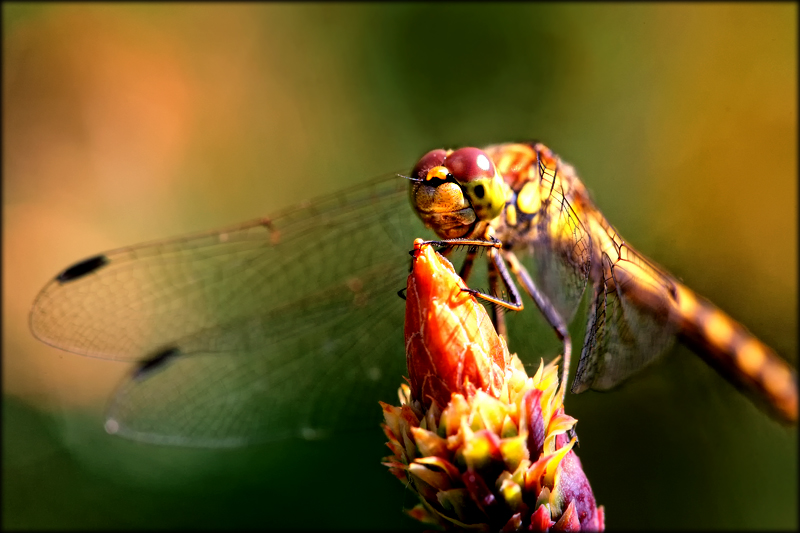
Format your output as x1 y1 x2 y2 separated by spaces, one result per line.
3 3 796 530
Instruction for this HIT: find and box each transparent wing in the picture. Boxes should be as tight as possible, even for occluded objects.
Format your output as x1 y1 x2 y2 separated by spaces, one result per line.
525 158 591 322
30 174 428 446
572 247 677 393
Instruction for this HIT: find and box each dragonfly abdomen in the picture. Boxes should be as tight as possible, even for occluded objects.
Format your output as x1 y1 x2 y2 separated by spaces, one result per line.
670 283 798 424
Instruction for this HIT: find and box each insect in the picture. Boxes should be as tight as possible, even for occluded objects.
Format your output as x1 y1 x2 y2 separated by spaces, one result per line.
409 143 797 423
30 142 797 447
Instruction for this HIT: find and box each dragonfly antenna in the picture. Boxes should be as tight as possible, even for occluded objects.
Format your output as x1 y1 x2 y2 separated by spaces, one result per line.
397 173 420 183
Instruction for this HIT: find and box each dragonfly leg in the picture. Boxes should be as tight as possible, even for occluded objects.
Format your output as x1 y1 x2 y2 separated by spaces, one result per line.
488 258 507 339
459 247 523 311
420 238 516 339
504 250 572 401
421 238 502 253
424 238 483 285
419 238 522 311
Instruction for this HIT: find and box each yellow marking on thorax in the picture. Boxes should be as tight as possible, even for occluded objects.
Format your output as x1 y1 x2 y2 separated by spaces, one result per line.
517 180 542 215
505 203 517 227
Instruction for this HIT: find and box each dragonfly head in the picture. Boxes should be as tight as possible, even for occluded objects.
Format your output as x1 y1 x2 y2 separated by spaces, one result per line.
409 147 507 239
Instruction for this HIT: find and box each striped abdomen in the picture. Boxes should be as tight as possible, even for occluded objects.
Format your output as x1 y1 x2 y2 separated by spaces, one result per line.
670 283 797 423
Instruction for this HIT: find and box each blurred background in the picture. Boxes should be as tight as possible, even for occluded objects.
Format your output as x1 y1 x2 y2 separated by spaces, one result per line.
3 3 796 530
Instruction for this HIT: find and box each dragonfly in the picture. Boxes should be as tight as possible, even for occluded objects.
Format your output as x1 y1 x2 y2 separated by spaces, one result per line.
30 142 797 447
409 144 796 423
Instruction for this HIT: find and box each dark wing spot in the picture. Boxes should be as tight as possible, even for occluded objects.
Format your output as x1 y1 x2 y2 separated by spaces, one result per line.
134 347 181 381
474 184 485 199
57 255 109 283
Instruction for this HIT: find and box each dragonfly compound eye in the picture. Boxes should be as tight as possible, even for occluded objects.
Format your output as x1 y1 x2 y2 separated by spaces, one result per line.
411 149 448 182
444 147 507 221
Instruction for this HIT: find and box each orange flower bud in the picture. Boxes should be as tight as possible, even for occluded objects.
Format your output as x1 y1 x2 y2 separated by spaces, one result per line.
404 239 507 407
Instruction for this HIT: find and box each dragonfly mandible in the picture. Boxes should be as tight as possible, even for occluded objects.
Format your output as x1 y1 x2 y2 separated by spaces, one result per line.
30 142 797 447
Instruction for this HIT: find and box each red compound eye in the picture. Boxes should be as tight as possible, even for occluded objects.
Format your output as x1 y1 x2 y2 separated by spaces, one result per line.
411 149 447 181
443 148 496 183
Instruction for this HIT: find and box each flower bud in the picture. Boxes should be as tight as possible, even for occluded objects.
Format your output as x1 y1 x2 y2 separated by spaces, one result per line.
382 239 604 531
404 239 507 408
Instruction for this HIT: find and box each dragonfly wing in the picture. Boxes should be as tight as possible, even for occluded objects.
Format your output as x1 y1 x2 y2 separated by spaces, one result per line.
525 174 591 322
572 249 677 393
105 269 407 446
31 174 427 445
